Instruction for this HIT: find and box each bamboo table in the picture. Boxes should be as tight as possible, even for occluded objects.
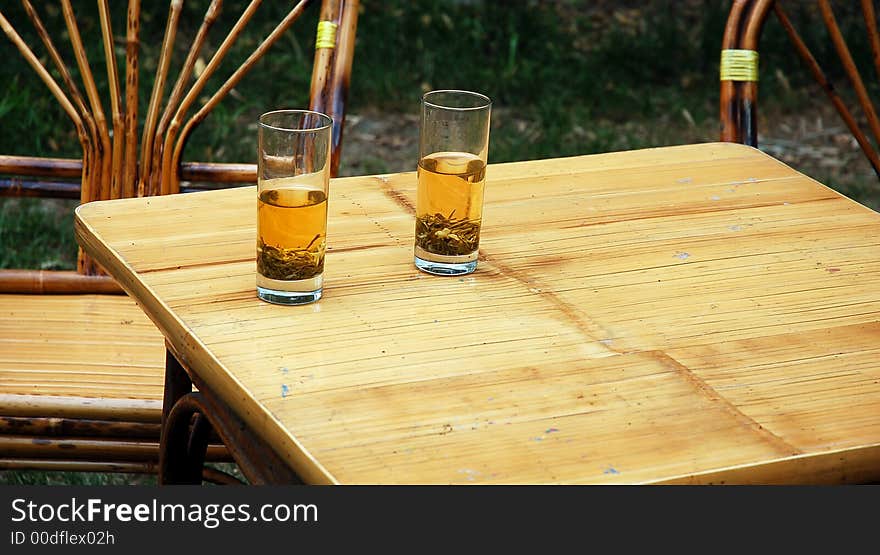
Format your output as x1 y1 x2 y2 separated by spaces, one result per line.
74 143 880 484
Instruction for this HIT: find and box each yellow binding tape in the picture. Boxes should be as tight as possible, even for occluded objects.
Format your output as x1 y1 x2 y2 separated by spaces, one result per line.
315 21 338 49
720 49 759 82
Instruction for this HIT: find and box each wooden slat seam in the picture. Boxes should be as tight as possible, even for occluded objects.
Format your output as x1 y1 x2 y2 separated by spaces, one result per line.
641 350 804 455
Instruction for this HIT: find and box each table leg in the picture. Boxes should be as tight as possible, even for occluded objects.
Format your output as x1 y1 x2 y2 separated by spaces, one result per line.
158 346 201 484
158 343 303 485
187 384 304 485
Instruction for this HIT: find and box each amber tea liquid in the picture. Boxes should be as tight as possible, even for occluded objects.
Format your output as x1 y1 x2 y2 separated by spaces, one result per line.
256 176 328 303
414 152 486 275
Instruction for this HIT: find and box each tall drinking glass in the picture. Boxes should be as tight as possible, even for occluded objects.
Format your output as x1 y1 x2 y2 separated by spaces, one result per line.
414 90 492 276
256 109 332 305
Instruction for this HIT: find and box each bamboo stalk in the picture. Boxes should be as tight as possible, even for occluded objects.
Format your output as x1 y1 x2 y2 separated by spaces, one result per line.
138 0 184 198
861 0 880 84
818 0 880 153
0 9 94 212
60 0 112 203
169 0 311 194
1 415 227 446
179 161 256 183
0 270 123 294
20 0 101 194
124 0 141 197
159 0 264 196
307 0 341 122
773 3 880 179
738 0 774 147
0 155 256 183
0 436 229 462
0 393 161 422
0 178 80 199
148 0 223 197
320 0 358 177
0 155 82 177
739 0 768 54
98 0 125 200
719 0 752 144
0 416 160 439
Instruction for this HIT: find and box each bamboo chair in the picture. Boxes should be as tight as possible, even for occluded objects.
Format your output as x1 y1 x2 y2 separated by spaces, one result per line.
0 0 358 482
720 0 880 180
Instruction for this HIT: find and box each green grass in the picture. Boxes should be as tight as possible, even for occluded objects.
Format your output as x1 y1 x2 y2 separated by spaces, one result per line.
0 463 243 486
1 0 879 484
0 198 78 270
0 470 156 486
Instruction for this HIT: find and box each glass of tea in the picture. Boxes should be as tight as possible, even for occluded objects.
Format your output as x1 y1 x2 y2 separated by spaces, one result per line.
414 90 492 276
256 109 332 305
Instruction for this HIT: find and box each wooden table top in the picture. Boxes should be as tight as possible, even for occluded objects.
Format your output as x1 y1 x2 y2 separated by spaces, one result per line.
75 142 880 484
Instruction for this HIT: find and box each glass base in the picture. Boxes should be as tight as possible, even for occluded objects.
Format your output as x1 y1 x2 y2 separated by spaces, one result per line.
414 256 477 276
256 272 322 305
257 286 322 305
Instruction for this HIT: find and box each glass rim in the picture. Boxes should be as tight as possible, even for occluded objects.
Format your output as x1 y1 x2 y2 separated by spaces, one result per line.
422 89 492 111
258 109 333 132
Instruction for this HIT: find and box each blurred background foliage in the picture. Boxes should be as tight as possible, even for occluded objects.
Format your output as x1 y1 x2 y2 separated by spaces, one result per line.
2 1 879 170
1 0 880 483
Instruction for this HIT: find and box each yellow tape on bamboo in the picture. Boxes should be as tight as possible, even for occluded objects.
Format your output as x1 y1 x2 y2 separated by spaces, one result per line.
720 49 759 81
315 21 338 49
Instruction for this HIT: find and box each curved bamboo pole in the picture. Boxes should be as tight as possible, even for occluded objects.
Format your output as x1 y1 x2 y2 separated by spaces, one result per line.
124 0 141 197
148 0 223 197
818 0 880 152
168 0 311 194
773 4 880 179
0 9 99 274
0 10 93 208
19 0 100 199
308 0 341 122
61 0 111 203
138 0 184 198
98 0 125 200
312 0 358 177
719 0 752 144
6 0 343 199
861 0 880 83
159 0 264 196
737 0 774 147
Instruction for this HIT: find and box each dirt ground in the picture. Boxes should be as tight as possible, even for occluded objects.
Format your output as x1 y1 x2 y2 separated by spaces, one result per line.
337 101 879 212
749 100 879 211
337 109 421 177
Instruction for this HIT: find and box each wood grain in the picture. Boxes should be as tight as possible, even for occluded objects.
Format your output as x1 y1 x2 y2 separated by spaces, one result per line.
75 143 880 484
0 295 165 407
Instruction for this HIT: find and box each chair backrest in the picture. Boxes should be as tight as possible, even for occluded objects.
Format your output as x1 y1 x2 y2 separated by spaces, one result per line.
720 0 880 180
0 0 358 287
